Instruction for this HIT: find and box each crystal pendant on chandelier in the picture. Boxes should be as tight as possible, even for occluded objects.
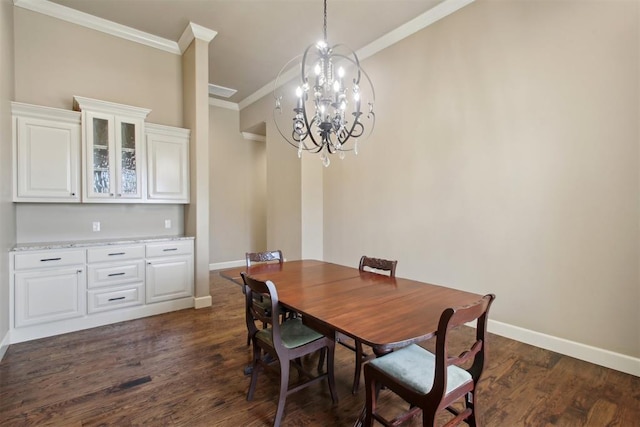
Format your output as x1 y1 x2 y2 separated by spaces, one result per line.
273 0 375 167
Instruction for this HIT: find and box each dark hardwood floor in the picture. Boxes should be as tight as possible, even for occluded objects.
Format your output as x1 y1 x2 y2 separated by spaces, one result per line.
1 271 638 426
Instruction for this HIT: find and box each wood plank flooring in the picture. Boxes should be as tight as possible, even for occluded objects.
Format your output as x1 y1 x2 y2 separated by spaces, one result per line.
1 271 638 426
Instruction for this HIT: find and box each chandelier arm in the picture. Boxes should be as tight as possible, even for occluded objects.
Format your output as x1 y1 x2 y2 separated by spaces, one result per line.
273 108 304 149
301 108 323 150
298 43 326 150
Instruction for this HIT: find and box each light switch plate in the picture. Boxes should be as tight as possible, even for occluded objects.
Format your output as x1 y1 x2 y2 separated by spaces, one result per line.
92 222 100 232
164 219 171 229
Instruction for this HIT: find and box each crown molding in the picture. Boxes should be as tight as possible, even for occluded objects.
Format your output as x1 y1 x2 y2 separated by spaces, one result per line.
73 95 151 118
178 22 217 53
238 0 476 110
208 97 239 111
14 0 181 54
241 132 266 143
146 122 191 138
11 101 81 123
357 0 475 61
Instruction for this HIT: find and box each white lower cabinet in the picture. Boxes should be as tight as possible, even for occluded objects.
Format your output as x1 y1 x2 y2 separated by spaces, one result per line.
11 238 194 342
145 240 194 304
15 266 86 327
13 249 86 327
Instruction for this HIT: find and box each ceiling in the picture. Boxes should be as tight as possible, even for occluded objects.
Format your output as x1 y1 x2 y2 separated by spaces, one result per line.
46 0 444 104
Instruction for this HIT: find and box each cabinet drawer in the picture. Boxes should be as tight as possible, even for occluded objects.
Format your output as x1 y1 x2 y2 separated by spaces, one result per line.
146 240 193 258
87 283 144 314
87 260 145 289
14 250 85 271
87 245 144 263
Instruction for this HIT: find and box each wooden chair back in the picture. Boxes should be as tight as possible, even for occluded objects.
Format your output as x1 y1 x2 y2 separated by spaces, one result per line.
359 255 397 277
430 294 495 405
242 273 284 353
246 250 283 267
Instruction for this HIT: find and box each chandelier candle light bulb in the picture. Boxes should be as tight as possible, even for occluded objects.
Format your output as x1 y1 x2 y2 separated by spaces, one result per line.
273 0 375 166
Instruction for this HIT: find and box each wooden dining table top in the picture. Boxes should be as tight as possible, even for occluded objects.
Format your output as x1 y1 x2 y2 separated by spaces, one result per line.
220 259 484 353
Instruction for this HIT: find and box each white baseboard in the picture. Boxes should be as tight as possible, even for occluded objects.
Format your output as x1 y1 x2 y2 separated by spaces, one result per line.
194 295 212 309
209 259 245 271
488 319 640 377
9 298 194 344
0 329 9 361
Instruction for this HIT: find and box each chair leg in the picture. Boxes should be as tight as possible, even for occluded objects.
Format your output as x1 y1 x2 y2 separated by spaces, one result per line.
466 391 477 427
352 340 364 394
274 358 290 427
317 347 326 373
326 344 338 404
247 343 261 401
364 371 376 427
422 410 436 427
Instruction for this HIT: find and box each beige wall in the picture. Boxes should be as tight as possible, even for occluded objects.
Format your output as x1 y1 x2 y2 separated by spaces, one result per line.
241 95 302 260
323 0 639 358
0 0 16 353
13 8 182 126
12 8 186 242
16 204 184 243
209 105 266 264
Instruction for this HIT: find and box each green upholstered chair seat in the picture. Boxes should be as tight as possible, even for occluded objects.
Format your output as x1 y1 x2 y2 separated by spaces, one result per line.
369 344 472 395
255 318 323 349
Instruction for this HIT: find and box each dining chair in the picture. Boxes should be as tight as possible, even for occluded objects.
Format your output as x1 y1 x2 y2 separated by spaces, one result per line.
246 250 284 267
363 293 496 427
339 255 399 394
244 250 287 346
359 255 398 277
242 272 338 427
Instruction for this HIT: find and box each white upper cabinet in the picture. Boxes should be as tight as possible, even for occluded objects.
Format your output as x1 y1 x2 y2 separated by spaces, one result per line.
12 102 81 202
73 96 150 203
145 123 190 204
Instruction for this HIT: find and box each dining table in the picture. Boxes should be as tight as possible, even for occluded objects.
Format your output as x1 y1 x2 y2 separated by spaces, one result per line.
220 259 485 425
221 259 484 354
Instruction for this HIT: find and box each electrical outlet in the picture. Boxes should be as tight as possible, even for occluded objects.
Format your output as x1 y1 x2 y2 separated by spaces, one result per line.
92 222 100 232
164 219 171 229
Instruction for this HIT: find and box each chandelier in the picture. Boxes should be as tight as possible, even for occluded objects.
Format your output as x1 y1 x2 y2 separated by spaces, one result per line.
274 0 375 167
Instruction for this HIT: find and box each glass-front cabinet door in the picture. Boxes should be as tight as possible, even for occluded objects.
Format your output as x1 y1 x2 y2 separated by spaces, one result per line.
86 111 115 199
115 117 143 199
74 96 150 203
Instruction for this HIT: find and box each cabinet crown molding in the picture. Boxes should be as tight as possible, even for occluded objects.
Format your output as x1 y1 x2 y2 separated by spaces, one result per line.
73 96 151 119
146 123 191 138
11 101 81 123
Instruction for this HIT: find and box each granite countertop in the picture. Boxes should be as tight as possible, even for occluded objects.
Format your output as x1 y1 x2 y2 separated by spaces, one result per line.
11 236 195 252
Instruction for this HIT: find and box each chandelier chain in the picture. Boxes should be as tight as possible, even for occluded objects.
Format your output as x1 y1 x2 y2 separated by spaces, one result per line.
323 0 327 42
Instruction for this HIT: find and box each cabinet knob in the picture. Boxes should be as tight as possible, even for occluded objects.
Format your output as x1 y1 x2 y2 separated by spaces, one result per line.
71 192 76 196
77 269 83 274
